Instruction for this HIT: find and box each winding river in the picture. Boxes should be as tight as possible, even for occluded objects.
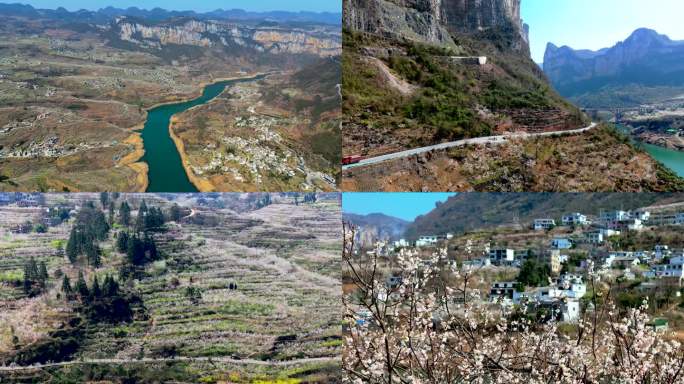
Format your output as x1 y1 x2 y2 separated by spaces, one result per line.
617 125 684 177
140 76 263 192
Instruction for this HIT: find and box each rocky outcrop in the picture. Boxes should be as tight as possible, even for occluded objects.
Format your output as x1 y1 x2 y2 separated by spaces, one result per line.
113 17 341 57
343 0 528 51
343 0 456 47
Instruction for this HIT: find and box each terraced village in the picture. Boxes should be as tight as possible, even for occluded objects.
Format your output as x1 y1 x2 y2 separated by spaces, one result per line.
343 193 684 381
0 192 342 383
0 4 341 192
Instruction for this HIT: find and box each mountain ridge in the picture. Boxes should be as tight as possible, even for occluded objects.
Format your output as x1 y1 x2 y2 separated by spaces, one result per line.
343 212 410 243
543 28 684 107
404 193 684 240
0 2 342 25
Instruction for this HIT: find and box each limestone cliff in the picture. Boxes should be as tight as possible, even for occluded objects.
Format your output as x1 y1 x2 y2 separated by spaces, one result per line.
343 0 528 51
113 17 341 57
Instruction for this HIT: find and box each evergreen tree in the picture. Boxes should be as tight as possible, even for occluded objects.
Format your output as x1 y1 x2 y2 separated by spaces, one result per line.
169 204 182 222
66 228 79 263
100 192 109 208
102 275 119 297
117 231 130 253
76 270 89 299
139 200 148 214
143 233 158 261
135 209 146 233
91 275 102 299
108 201 115 225
38 261 48 283
87 244 101 268
61 274 72 295
119 201 131 226
127 235 146 265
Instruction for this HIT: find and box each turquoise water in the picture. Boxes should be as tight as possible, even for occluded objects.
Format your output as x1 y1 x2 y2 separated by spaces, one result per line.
140 76 262 192
640 142 684 177
616 125 684 177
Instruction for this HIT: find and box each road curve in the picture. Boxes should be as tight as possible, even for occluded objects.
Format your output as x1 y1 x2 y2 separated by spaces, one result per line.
0 356 340 372
343 122 598 171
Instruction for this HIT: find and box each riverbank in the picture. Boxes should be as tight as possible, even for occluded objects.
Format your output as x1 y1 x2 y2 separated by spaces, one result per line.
117 128 149 192
617 124 684 178
143 73 269 112
163 72 267 192
168 116 215 192
634 131 684 152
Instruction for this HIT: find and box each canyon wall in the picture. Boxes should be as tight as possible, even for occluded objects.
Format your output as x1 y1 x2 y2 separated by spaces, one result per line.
343 0 528 51
114 17 342 57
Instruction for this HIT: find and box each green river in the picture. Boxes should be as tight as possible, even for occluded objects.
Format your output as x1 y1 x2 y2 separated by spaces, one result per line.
617 124 684 177
141 76 262 192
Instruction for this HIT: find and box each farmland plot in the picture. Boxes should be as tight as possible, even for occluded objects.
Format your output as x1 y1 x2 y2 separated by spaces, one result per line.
0 193 342 383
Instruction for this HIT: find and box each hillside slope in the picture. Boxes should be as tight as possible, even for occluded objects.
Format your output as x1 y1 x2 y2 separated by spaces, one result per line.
343 212 410 242
341 0 684 192
342 0 585 158
404 192 684 239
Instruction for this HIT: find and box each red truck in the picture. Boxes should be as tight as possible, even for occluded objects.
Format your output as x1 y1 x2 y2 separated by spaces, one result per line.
342 155 363 165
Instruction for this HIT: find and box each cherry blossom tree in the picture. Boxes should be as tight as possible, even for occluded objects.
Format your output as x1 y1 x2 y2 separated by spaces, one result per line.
342 223 684 383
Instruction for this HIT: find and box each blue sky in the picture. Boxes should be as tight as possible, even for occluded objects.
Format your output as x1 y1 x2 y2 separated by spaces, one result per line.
343 193 456 222
13 1 341 13
523 0 684 63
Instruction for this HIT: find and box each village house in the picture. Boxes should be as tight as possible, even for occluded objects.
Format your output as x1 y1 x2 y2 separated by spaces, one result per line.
546 249 562 274
16 194 41 207
386 275 403 289
612 256 641 269
632 210 651 221
416 236 438 247
655 244 671 259
585 231 604 244
462 257 491 270
601 210 631 222
490 282 518 302
643 254 684 281
394 239 409 248
534 218 556 231
489 248 515 265
0 194 15 205
647 318 669 333
676 213 684 225
551 237 573 249
562 213 589 226
538 298 580 323
555 274 587 298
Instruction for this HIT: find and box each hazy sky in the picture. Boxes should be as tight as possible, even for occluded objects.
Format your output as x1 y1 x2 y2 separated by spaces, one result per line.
522 0 684 63
12 1 341 13
343 193 456 222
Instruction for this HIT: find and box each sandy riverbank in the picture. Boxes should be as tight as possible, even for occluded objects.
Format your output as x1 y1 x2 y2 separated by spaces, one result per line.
117 127 149 192
168 116 215 192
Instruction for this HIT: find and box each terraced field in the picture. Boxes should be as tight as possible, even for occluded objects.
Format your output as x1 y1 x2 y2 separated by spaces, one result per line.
0 193 342 383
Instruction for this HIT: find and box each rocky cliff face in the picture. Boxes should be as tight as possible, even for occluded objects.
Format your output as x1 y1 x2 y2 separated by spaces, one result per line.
343 0 528 51
113 17 341 57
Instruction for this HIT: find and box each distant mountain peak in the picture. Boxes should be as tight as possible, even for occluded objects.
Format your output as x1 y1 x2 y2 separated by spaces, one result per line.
624 28 670 45
543 28 684 108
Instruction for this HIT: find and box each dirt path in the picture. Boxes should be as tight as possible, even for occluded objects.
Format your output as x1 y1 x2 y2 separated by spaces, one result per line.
0 356 340 372
363 56 416 95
